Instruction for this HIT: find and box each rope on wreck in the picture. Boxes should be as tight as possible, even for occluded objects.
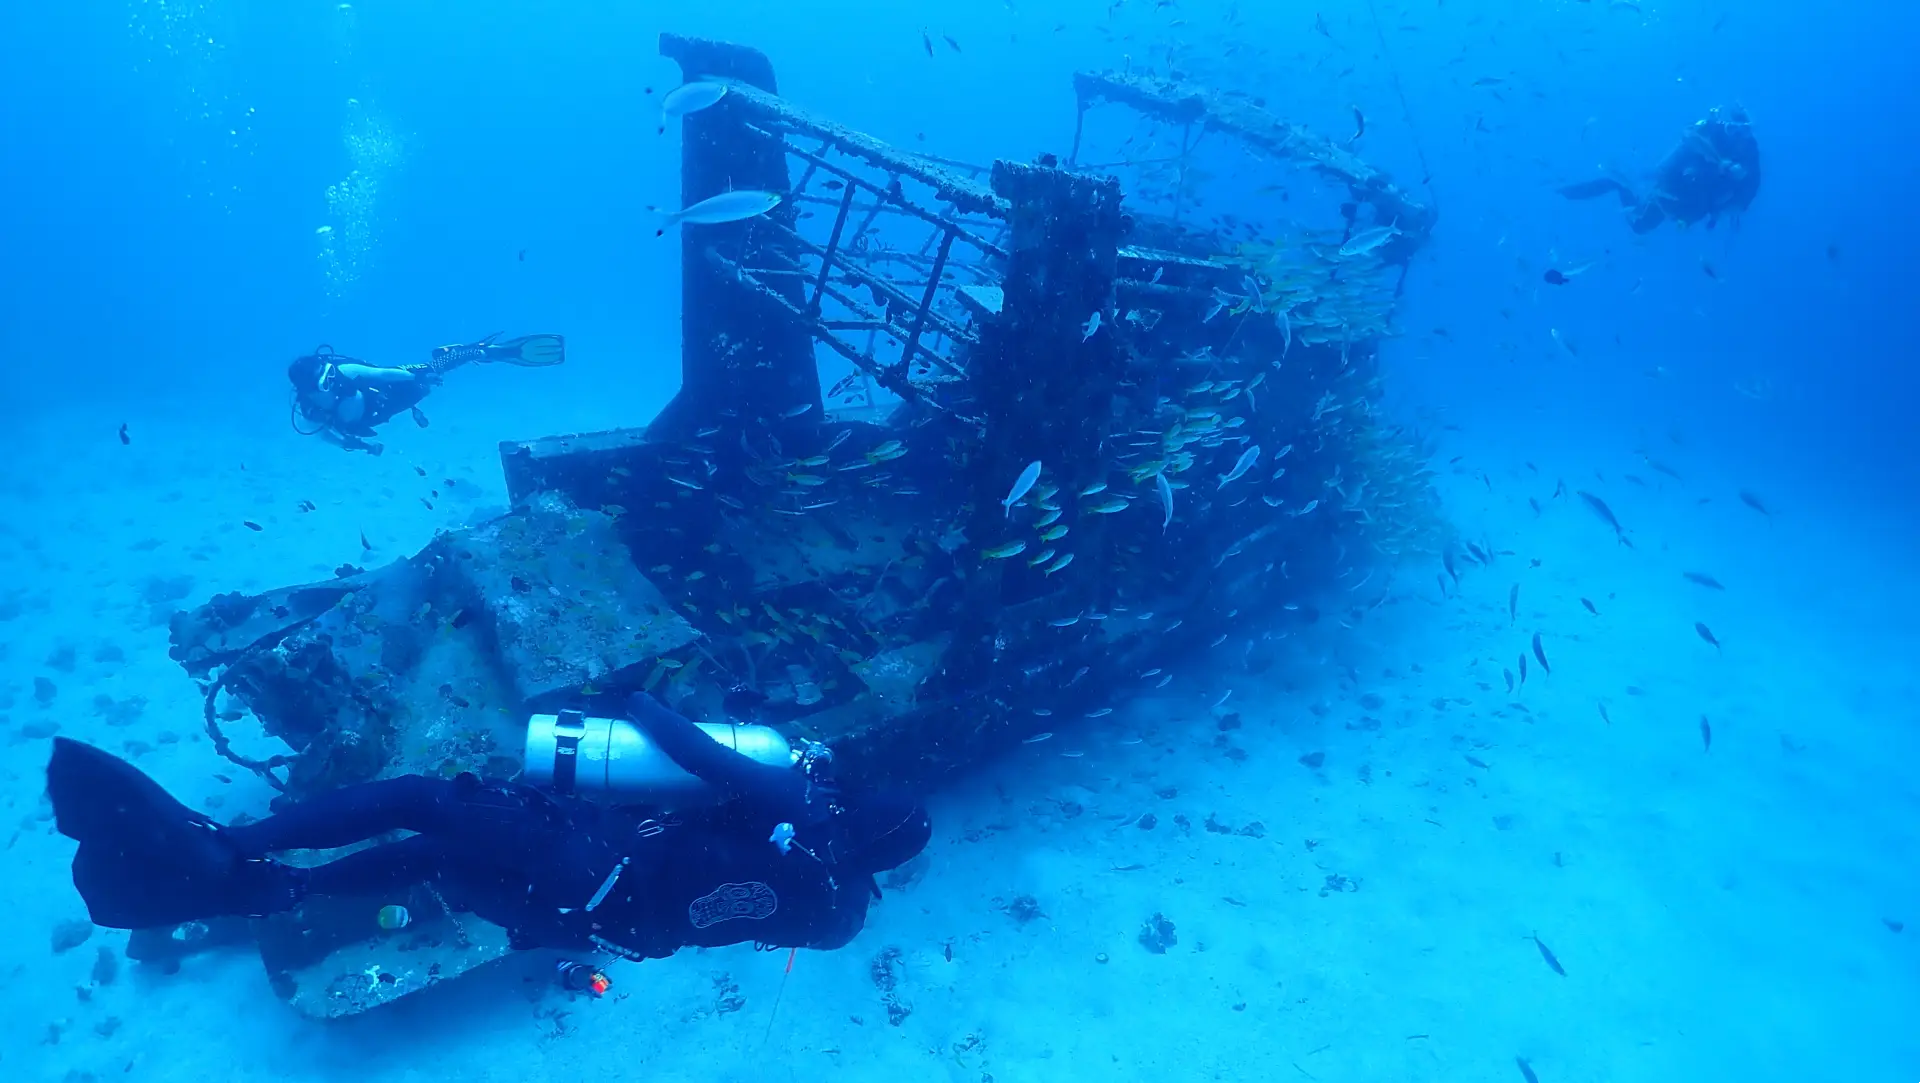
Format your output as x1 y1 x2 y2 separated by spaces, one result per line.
201 666 300 791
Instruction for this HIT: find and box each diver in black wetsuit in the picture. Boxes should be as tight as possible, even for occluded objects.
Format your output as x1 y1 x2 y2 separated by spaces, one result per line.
288 332 565 455
1558 105 1761 233
45 694 930 965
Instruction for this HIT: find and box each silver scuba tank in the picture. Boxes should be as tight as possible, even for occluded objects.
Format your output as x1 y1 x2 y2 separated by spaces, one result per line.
522 709 794 804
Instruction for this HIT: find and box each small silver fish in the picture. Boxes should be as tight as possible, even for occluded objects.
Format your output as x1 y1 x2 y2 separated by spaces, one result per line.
652 189 783 227
1082 311 1102 341
1087 707 1113 717
1218 444 1261 488
1003 460 1042 518
1155 471 1174 530
1339 219 1401 257
660 81 728 120
1022 732 1054 744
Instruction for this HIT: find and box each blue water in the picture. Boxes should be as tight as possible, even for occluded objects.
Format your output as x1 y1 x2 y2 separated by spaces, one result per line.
2 2 1914 1081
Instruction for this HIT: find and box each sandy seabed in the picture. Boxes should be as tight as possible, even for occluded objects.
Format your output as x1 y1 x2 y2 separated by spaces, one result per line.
2 389 1914 1083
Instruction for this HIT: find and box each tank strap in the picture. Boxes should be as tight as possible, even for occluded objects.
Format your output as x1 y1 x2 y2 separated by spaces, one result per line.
548 709 588 795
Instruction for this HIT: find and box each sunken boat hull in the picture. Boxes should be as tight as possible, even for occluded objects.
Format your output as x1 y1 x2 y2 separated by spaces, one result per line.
164 33 1441 1017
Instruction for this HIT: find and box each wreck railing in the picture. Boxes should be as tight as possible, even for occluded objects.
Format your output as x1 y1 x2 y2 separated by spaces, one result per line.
1070 69 1437 253
711 83 1013 421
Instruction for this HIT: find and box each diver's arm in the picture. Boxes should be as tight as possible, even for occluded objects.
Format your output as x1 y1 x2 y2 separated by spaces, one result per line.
334 363 422 385
624 694 808 816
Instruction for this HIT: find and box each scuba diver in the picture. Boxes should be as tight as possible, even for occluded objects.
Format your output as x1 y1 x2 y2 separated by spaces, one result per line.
45 693 931 968
1558 105 1761 233
288 332 565 454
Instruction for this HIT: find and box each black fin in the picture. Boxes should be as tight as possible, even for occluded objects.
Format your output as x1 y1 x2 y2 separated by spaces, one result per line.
494 333 566 367
1556 177 1635 202
47 739 294 930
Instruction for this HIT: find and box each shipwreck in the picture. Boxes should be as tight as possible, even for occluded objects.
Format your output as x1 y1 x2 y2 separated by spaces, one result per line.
165 34 1441 1016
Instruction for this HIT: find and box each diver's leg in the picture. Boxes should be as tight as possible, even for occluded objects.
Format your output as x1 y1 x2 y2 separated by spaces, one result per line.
1627 201 1667 234
319 428 384 455
1557 177 1634 202
225 775 578 893
223 776 465 856
302 834 449 897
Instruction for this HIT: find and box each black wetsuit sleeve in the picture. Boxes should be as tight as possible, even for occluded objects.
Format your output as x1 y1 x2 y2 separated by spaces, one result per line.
625 694 808 819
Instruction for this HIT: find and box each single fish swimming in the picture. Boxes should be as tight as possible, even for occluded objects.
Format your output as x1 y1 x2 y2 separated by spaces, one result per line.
1694 621 1722 651
1155 471 1174 531
1526 933 1566 976
659 81 728 130
1339 219 1401 257
1218 444 1261 488
1003 460 1042 518
1575 490 1626 541
650 189 782 231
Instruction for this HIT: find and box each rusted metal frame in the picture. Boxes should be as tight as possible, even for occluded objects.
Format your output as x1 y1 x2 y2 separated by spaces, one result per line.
1170 121 1194 225
1073 69 1432 243
746 125 1010 261
863 248 999 286
820 320 900 332
913 218 942 259
791 191 1003 245
709 248 944 413
811 275 891 325
1074 154 1192 170
725 83 1008 216
893 228 956 382
762 220 974 369
756 232 966 382
790 137 831 196
807 182 859 318
900 148 991 177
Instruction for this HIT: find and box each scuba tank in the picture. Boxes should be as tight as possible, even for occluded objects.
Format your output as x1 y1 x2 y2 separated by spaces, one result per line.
523 709 794 804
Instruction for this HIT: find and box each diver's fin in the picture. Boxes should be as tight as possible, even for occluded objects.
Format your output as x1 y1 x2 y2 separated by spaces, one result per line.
47 739 302 930
1556 177 1636 202
490 333 566 367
